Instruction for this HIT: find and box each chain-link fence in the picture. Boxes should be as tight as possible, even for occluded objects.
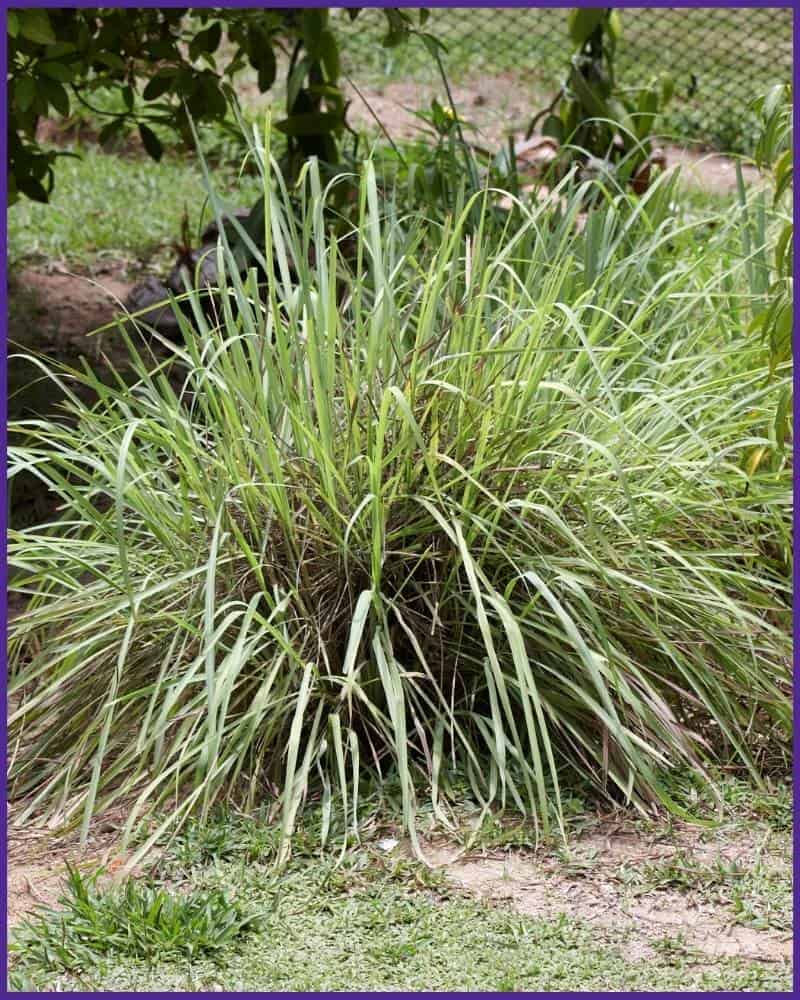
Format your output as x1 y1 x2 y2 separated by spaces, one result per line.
334 6 793 154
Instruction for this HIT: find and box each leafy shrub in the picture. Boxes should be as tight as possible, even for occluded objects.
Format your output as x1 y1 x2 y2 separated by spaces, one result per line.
749 83 793 378
7 6 429 201
7 127 791 862
729 83 793 481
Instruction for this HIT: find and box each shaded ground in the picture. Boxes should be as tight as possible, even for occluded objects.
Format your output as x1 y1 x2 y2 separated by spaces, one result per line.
7 262 142 530
8 262 133 369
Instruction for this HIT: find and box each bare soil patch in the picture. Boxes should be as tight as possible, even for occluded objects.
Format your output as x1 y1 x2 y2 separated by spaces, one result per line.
8 262 135 369
662 146 760 195
408 816 791 966
6 263 149 530
345 74 539 147
344 75 761 195
6 807 133 929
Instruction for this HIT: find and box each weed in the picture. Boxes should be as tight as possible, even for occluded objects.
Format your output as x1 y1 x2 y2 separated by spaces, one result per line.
164 807 282 870
8 864 262 990
626 849 743 894
554 844 602 876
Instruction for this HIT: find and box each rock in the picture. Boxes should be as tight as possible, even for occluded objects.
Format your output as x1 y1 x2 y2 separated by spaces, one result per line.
166 245 220 296
123 204 268 340
199 208 251 245
124 276 181 335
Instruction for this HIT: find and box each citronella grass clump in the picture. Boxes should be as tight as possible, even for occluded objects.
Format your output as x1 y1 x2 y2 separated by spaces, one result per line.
7 126 791 862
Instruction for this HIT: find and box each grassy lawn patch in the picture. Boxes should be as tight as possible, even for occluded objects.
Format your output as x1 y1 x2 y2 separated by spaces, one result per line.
9 777 792 992
48 872 789 993
7 144 264 269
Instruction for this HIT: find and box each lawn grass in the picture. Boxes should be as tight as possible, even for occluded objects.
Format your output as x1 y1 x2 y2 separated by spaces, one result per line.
9 775 792 992
47 876 790 993
7 127 738 277
6 144 265 269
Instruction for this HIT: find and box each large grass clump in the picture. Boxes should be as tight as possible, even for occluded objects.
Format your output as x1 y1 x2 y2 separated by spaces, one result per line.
7 126 791 860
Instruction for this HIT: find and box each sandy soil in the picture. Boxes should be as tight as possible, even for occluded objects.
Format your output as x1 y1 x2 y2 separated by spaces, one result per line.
402 816 792 965
343 76 762 195
6 806 136 929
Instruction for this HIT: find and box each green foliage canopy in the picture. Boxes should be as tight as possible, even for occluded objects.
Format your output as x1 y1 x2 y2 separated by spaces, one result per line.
7 6 430 203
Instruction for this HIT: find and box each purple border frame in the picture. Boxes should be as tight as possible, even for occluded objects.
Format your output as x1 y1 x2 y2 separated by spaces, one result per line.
792 3 799 997
0 1 796 7
0 2 796 996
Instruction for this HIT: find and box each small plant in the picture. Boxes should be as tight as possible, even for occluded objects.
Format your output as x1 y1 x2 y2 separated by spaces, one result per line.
530 8 673 192
376 101 479 218
554 844 601 876
468 812 535 851
749 83 793 378
627 849 744 895
8 864 262 988
730 879 791 933
362 16 487 222
168 810 255 868
651 931 696 957
733 83 793 481
153 804 340 873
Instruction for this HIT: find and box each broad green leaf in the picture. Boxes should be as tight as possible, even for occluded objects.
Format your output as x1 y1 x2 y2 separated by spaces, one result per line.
18 9 56 45
139 123 163 161
38 60 75 83
38 77 70 117
568 8 605 48
143 70 177 101
318 29 340 82
14 76 36 112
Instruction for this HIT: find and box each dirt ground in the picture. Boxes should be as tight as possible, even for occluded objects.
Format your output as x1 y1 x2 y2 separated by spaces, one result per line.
6 806 136 929
7 805 791 978
7 262 135 372
342 76 761 196
416 822 791 965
